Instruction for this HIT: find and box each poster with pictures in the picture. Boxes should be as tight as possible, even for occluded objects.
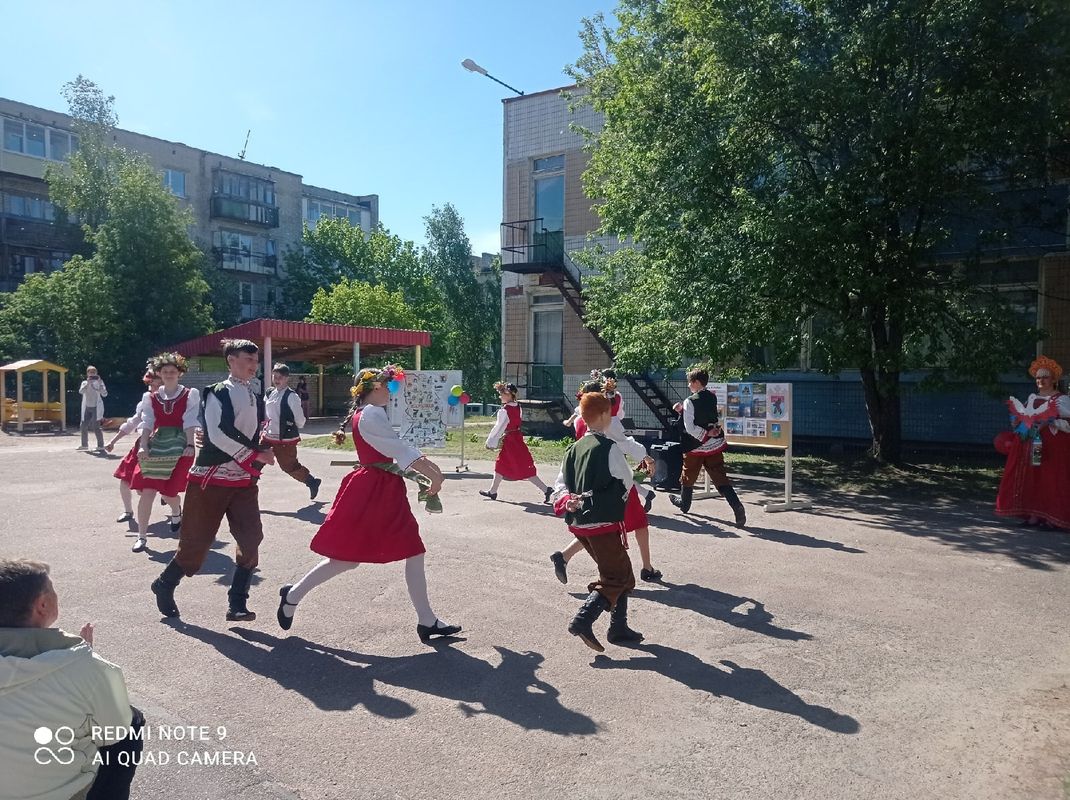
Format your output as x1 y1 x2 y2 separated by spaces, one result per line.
766 383 790 421
711 381 791 446
386 370 463 448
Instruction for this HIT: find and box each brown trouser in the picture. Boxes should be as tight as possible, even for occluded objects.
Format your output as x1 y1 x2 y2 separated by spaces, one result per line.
272 443 310 483
577 531 635 608
174 482 263 577
681 450 729 487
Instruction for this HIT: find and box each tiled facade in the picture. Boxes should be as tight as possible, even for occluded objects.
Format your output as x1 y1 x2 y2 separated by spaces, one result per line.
500 86 1070 444
0 97 378 317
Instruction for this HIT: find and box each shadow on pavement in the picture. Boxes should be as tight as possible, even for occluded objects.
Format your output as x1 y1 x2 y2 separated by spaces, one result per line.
261 503 327 525
746 526 864 553
145 539 260 588
171 624 599 736
592 644 858 733
631 582 813 641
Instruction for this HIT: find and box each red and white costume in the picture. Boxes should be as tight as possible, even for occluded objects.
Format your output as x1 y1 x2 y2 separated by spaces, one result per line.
486 402 538 480
131 386 200 496
996 393 1070 529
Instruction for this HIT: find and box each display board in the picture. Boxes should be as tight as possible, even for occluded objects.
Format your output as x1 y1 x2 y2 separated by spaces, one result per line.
386 370 463 448
710 382 793 448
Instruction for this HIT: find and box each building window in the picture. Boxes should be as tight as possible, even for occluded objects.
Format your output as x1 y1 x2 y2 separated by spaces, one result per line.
533 154 565 234
2 118 78 160
239 281 253 306
303 197 372 230
533 154 565 173
3 193 55 221
162 169 186 198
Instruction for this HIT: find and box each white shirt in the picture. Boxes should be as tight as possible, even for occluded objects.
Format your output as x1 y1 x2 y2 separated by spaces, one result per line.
485 402 519 449
189 377 260 484
358 404 421 470
117 398 146 436
265 387 306 441
683 388 724 454
78 378 107 417
137 385 201 434
1025 393 1070 433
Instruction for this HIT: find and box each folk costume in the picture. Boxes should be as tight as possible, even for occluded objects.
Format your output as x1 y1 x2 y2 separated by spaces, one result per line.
552 430 643 652
277 366 460 642
995 357 1070 530
670 386 747 527
111 393 180 526
263 385 321 498
151 375 270 621
480 382 552 503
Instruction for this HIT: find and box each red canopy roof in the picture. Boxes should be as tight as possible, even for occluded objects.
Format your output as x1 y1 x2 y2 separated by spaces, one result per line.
170 319 430 363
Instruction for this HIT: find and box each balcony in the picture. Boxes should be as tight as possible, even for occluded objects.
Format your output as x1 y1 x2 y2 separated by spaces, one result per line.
211 246 278 275
504 361 564 400
500 218 564 274
210 195 279 228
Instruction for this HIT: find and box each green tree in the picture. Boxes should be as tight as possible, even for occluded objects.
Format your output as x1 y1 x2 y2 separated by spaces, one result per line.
422 204 501 398
307 278 426 333
0 77 214 397
570 1 1070 462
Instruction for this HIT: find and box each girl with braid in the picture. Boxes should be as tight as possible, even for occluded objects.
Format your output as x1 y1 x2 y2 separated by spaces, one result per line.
277 366 461 642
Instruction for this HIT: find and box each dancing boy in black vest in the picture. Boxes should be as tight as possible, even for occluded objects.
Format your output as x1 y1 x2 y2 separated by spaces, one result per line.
263 363 321 499
151 339 275 621
670 368 747 527
552 392 643 652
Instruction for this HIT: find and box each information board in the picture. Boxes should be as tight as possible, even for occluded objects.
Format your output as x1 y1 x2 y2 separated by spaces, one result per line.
386 370 463 448
710 382 793 448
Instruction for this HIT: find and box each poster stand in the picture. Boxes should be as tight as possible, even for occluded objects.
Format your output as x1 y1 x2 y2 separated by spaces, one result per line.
691 382 812 512
455 409 470 473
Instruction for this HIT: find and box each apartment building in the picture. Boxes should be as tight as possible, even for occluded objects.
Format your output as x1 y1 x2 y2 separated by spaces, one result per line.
0 98 378 318
499 86 1070 445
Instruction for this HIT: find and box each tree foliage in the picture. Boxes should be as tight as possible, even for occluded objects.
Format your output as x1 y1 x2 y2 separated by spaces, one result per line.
308 278 425 333
569 0 1070 461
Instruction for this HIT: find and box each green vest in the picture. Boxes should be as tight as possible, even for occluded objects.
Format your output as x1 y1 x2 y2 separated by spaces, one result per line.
561 433 627 526
689 389 719 429
196 382 266 467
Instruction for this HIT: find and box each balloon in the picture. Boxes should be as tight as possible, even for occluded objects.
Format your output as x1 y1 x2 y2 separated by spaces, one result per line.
451 385 463 397
460 393 471 404
447 395 460 406
387 380 400 393
993 431 1016 456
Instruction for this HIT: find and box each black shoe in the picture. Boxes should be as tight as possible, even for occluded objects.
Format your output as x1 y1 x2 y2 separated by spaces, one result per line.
151 577 180 620
733 506 747 528
226 606 257 622
550 551 568 584
568 591 609 652
606 594 644 645
669 486 693 514
543 486 554 504
479 490 498 501
307 477 321 500
116 511 133 523
644 492 654 512
277 585 296 631
226 566 256 622
640 567 663 582
719 485 747 528
417 619 462 641
169 514 182 533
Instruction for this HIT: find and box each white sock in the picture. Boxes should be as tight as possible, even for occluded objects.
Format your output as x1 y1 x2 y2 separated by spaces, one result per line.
285 558 359 615
404 554 439 626
489 475 503 493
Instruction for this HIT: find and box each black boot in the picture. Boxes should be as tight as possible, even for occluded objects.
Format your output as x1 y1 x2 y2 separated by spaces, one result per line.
606 594 644 645
151 561 183 618
719 485 747 528
306 476 321 500
567 591 610 652
670 486 694 514
226 566 257 622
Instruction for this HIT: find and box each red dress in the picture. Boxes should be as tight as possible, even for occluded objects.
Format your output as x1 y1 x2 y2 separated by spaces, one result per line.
310 409 426 563
996 394 1070 529
129 389 194 496
623 486 648 532
113 440 140 483
494 404 538 480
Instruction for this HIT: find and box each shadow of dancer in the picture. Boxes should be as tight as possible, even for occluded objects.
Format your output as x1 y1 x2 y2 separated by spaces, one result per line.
631 582 812 641
593 644 858 733
747 526 864 553
260 503 328 525
172 624 598 736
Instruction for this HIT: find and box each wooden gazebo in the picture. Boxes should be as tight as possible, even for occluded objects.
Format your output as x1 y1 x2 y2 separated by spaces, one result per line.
1 359 68 432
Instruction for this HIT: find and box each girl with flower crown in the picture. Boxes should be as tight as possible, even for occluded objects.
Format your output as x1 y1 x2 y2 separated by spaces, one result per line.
276 365 461 642
479 381 553 503
130 352 200 554
995 356 1070 530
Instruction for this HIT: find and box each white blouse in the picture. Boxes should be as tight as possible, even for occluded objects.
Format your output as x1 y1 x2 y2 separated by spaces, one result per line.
485 403 518 449
358 405 421 470
137 386 201 433
118 399 146 436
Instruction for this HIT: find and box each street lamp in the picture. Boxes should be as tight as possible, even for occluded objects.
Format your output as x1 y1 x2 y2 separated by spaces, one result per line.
461 58 524 96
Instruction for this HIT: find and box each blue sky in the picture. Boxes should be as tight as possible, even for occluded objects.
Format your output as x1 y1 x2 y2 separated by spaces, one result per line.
2 0 612 254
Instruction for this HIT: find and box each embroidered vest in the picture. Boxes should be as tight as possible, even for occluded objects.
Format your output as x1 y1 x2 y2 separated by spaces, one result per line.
561 433 627 526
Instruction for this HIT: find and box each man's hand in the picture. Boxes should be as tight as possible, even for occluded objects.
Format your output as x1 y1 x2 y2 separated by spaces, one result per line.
79 623 94 646
564 496 584 513
259 449 276 466
672 402 684 414
104 443 115 453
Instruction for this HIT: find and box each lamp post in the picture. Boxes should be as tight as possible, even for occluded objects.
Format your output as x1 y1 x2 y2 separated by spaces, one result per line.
461 59 524 96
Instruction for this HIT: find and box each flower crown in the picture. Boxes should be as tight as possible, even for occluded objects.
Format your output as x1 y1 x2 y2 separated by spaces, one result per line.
350 364 406 397
149 351 188 374
1030 355 1063 383
493 380 515 395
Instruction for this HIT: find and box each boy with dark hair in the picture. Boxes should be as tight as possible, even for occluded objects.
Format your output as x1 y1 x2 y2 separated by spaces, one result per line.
552 392 643 652
670 368 747 527
263 363 321 499
151 339 275 621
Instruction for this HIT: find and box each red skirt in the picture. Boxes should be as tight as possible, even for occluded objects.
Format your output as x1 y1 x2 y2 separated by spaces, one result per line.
113 441 140 483
129 455 194 496
623 486 648 532
495 430 537 481
996 428 1070 529
311 467 426 563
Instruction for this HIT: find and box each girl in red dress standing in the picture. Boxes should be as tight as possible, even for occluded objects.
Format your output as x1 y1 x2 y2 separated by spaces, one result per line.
130 353 200 553
276 365 461 642
996 356 1070 530
479 381 552 503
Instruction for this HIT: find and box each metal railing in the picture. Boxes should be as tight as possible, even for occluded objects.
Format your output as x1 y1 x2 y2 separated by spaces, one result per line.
503 361 564 401
500 218 564 272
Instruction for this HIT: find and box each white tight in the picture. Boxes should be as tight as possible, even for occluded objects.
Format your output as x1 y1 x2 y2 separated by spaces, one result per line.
284 554 438 626
489 474 548 494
